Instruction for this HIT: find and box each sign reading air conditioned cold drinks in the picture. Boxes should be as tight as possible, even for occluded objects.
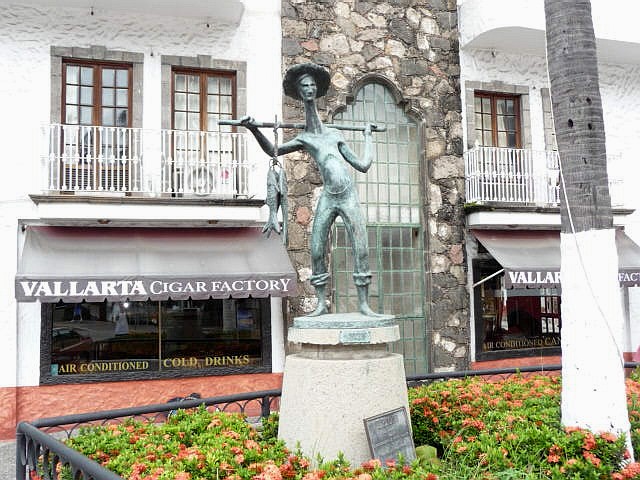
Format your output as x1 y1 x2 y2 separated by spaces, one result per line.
52 355 254 375
16 277 294 301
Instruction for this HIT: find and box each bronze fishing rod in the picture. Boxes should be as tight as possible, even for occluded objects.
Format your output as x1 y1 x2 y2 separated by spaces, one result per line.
218 119 386 132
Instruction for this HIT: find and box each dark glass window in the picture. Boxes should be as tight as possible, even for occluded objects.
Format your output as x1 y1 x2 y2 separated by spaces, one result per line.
48 298 266 377
63 60 131 128
172 69 235 132
331 82 427 375
60 59 133 192
474 92 521 148
474 260 561 358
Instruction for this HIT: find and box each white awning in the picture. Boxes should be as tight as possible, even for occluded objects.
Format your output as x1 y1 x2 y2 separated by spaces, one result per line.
16 226 297 302
472 229 640 289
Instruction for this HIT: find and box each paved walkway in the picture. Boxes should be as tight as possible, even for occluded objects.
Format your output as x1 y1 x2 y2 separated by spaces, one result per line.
1 440 16 480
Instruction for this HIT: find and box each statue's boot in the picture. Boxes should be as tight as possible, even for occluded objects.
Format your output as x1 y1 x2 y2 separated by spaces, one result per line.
307 284 329 316
357 284 383 317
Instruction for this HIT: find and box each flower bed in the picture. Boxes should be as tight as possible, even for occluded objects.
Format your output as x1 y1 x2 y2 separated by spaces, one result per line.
56 373 640 479
62 408 438 480
409 373 640 479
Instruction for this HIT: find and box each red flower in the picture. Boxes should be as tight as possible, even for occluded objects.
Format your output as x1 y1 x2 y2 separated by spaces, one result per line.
360 459 381 471
29 470 42 480
599 431 618 442
547 453 560 464
131 463 147 474
244 439 261 451
582 433 597 451
583 451 601 467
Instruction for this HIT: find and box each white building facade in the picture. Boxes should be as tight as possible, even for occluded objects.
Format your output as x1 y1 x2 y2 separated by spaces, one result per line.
1 0 291 439
459 0 640 367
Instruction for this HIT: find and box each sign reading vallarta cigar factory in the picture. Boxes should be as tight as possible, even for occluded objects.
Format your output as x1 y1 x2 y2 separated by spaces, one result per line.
505 269 640 289
15 276 295 302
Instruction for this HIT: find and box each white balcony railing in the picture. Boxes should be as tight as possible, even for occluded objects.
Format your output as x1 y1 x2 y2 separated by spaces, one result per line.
41 124 251 197
464 146 624 207
159 129 249 197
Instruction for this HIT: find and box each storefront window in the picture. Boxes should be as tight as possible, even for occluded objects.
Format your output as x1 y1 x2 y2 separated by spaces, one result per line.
475 261 561 358
48 298 266 377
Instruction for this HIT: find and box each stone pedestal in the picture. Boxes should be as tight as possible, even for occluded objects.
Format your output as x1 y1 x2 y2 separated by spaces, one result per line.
278 313 409 467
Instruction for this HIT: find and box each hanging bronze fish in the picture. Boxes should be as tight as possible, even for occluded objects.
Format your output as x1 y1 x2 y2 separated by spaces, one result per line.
263 165 282 238
261 117 288 245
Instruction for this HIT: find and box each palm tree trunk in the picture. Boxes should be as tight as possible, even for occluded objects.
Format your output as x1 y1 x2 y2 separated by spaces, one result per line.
544 0 632 449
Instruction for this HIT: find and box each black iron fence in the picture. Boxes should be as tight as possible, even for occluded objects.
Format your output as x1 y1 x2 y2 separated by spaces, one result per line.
16 363 639 480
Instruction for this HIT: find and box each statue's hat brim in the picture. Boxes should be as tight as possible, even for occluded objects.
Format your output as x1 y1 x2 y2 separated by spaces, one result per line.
282 63 331 100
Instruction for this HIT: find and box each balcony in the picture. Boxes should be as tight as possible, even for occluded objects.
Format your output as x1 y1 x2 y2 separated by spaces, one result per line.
40 124 253 198
464 146 624 207
459 0 640 65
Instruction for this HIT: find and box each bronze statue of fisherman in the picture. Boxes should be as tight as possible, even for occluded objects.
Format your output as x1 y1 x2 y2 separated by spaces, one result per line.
238 63 380 317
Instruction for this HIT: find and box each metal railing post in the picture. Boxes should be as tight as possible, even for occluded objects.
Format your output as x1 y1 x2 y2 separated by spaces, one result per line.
15 430 26 480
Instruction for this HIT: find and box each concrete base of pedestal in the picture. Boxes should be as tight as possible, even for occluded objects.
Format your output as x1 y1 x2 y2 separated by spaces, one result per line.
278 323 409 467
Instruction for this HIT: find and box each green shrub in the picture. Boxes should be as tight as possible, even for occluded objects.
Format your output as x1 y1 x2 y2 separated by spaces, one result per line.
409 374 639 479
42 375 640 480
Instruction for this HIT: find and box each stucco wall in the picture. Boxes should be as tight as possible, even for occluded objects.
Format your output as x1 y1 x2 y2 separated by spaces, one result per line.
461 41 640 359
0 0 282 389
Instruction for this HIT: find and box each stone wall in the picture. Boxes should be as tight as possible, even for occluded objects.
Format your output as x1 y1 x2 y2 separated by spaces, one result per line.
281 0 469 371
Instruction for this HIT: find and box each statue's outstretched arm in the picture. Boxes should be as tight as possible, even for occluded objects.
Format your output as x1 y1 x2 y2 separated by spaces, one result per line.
240 116 303 157
338 124 374 173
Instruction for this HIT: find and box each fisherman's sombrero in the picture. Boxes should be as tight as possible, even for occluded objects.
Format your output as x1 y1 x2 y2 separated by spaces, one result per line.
282 63 331 100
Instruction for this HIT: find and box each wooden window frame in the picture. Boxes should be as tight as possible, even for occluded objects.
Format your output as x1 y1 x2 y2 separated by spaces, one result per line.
171 67 237 132
474 91 522 148
62 58 133 128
